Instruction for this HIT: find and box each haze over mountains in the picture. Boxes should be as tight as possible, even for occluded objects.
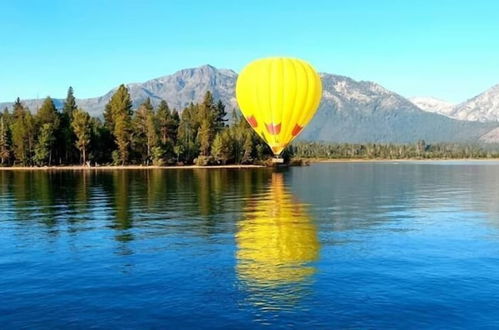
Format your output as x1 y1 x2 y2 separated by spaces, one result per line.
1 65 498 143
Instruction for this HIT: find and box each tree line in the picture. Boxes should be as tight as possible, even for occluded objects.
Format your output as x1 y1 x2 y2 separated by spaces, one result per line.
2 85 498 167
292 141 499 159
0 86 274 167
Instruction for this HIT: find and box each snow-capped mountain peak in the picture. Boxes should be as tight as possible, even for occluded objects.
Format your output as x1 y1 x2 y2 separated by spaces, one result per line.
451 84 499 122
409 97 455 116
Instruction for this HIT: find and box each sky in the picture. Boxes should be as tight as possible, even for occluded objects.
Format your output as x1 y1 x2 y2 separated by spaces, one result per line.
1 0 498 103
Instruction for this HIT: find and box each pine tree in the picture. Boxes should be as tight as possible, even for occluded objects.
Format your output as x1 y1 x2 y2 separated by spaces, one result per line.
35 97 60 165
63 86 77 116
71 109 92 165
114 114 130 165
170 110 180 142
197 119 212 156
104 84 133 165
211 131 232 164
61 86 78 164
11 99 35 165
132 98 158 164
37 97 60 127
242 132 253 163
195 92 217 156
0 116 10 165
214 100 227 132
156 100 172 145
34 123 54 166
177 103 200 163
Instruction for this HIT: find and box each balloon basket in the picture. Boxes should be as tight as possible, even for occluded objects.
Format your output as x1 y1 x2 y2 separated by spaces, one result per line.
270 157 288 169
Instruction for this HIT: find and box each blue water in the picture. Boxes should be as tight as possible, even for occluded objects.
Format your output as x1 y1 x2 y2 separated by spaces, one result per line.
2 162 499 328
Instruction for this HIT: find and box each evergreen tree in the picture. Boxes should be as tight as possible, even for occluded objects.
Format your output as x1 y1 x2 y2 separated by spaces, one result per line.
195 92 217 156
88 118 112 165
132 98 158 164
0 116 10 165
34 123 54 166
11 99 35 165
242 132 253 163
114 113 130 165
71 109 92 165
211 132 232 164
170 110 180 142
37 97 60 127
104 85 133 165
177 103 200 163
156 100 172 145
214 100 227 132
61 86 78 164
63 86 77 116
197 119 212 156
35 97 60 165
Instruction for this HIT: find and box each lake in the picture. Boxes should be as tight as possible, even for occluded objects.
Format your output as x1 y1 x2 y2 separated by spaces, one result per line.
2 162 499 328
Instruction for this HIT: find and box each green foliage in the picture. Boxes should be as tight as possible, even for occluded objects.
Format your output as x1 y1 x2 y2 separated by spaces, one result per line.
132 98 158 164
111 150 120 165
10 99 36 165
34 123 55 166
151 146 165 166
177 103 200 163
0 116 10 165
7 89 499 168
63 86 77 116
71 109 92 165
214 100 227 132
37 97 60 128
195 155 214 166
105 85 133 165
292 141 499 159
211 131 231 164
35 97 60 165
60 86 78 164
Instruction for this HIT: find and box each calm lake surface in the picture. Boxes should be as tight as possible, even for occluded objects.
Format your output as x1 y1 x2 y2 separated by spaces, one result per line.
2 162 499 328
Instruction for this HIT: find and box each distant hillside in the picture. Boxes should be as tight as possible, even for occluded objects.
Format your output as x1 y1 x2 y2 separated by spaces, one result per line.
1 65 497 143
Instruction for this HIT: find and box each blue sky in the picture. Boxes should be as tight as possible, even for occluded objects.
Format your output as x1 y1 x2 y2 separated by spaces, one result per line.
1 0 498 103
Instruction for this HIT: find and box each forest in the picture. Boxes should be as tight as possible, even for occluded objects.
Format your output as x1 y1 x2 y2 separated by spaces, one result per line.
0 86 274 166
1 85 498 167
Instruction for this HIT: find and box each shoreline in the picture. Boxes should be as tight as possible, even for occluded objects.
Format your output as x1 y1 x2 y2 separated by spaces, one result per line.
312 158 499 163
2 158 499 170
0 164 266 171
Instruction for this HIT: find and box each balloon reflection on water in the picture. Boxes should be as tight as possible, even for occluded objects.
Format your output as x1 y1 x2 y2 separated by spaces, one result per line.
236 173 320 309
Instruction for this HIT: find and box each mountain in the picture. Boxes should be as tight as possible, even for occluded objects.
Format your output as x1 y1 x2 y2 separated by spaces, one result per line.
300 74 495 143
0 65 238 118
451 84 499 122
409 97 455 117
411 85 499 123
1 65 497 143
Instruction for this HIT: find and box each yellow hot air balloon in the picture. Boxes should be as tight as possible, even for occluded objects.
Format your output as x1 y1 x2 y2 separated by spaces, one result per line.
236 57 322 156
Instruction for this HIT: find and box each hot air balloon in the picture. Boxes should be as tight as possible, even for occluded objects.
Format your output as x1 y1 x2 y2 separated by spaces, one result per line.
236 57 322 158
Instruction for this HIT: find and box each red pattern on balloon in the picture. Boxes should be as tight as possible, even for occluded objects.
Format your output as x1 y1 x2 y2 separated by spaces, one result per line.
265 123 281 135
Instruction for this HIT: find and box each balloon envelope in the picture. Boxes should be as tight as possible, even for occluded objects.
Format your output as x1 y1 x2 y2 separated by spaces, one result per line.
236 57 322 156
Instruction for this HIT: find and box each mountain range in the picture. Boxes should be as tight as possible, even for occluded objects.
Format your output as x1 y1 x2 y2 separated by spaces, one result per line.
1 65 498 143
411 84 499 123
